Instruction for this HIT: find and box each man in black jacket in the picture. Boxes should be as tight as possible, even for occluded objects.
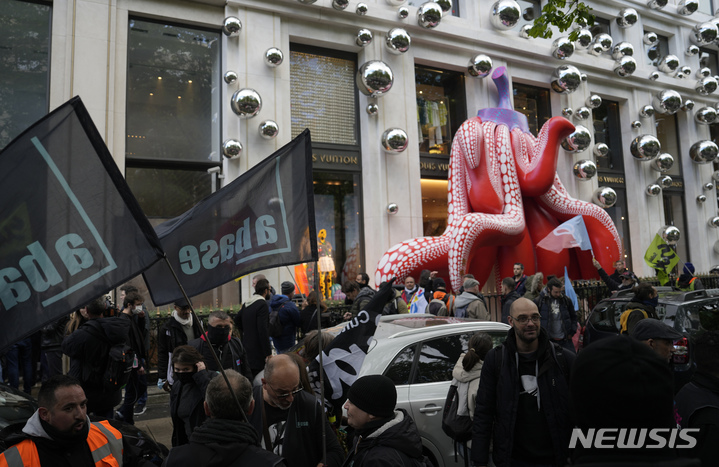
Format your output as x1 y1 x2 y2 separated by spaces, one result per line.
343 374 430 467
62 297 130 419
164 369 285 467
500 277 521 324
117 291 149 425
534 277 578 353
235 279 273 378
471 298 575 467
249 354 344 467
189 310 252 381
157 298 204 391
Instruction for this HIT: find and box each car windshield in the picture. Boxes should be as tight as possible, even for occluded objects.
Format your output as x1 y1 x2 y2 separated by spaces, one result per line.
0 385 37 431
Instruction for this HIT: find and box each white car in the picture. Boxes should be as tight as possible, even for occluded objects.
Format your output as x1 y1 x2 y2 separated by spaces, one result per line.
358 314 510 467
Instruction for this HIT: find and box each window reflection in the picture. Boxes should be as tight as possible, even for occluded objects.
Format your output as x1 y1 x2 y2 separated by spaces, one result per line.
415 66 466 156
386 345 415 385
415 335 466 384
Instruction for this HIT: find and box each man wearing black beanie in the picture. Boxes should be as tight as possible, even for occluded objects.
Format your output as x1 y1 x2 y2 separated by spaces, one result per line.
343 375 431 467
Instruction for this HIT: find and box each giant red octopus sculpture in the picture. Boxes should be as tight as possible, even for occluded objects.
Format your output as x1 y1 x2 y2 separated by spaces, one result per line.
375 67 621 292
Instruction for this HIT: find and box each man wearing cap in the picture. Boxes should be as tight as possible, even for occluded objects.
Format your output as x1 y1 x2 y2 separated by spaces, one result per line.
268 282 302 353
630 318 682 363
343 375 431 467
454 278 489 320
157 298 204 392
676 262 705 291
592 258 637 292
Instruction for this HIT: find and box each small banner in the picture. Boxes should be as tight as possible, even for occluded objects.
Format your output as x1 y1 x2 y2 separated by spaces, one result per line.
644 233 680 285
143 130 317 305
537 215 593 253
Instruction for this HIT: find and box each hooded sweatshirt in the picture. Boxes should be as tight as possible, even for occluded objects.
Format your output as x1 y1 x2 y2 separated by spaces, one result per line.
451 354 483 419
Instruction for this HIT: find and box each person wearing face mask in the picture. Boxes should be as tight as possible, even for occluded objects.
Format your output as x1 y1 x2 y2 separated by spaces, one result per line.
116 291 149 425
157 298 204 392
188 310 253 381
169 345 213 447
619 282 660 335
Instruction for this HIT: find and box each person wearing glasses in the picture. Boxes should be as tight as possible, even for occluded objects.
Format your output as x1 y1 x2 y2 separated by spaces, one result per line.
248 354 344 467
470 298 575 467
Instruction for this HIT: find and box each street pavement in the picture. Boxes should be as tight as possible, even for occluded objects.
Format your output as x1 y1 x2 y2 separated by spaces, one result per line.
131 385 173 448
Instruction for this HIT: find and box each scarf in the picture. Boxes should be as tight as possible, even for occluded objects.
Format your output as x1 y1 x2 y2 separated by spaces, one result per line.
173 309 193 327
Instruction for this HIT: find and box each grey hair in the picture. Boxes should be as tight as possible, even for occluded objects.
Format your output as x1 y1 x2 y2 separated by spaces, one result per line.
205 370 253 419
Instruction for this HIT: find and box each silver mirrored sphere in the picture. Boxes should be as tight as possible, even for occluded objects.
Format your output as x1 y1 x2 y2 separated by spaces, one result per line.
616 8 639 28
386 0 406 5
297 0 318 3
523 6 536 20
677 73 686 80
366 103 379 115
589 42 604 56
574 107 591 120
264 48 284 67
356 3 368 15
614 56 637 77
649 71 660 81
586 94 602 109
222 16 242 37
580 73 588 82
551 65 582 94
332 0 349 10
660 226 681 245
382 128 409 153
651 153 675 172
706 182 718 191
593 187 618 208
552 37 575 60
657 175 673 188
468 54 493 78
562 108 573 118
435 0 453 14
573 160 597 180
646 184 662 196
695 106 718 124
593 143 610 157
385 28 411 54
593 33 614 52
690 140 719 164
697 76 718 95
560 125 591 153
712 170 719 182
356 61 394 97
639 105 655 118
418 2 443 28
387 203 399 215
692 22 718 45
643 32 659 45
519 24 532 39
680 66 692 77
356 29 373 47
631 120 642 129
682 100 695 111
697 67 712 78
231 88 262 118
648 0 668 8
490 0 521 30
657 55 680 73
398 6 409 19
709 217 719 228
652 90 682 115
679 0 699 15
630 134 662 160
697 194 708 203
575 29 593 48
259 120 279 139
611 41 634 60
223 70 238 84
222 139 242 159
686 45 701 56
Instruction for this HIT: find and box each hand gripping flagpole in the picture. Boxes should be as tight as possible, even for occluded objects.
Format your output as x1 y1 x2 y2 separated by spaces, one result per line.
161 254 250 424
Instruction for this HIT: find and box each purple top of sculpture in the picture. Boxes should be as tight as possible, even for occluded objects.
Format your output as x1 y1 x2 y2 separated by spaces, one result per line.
476 66 530 133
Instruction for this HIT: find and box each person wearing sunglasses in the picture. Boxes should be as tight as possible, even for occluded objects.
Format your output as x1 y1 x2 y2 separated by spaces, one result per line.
248 354 344 467
471 298 576 467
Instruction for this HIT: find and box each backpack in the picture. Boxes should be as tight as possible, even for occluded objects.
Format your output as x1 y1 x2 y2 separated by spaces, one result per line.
455 295 486 319
268 304 285 338
85 324 135 393
382 295 402 315
619 308 648 334
441 383 473 467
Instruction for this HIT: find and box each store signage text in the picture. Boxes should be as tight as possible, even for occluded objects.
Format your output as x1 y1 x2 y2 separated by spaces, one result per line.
597 175 625 185
312 154 358 166
421 162 449 172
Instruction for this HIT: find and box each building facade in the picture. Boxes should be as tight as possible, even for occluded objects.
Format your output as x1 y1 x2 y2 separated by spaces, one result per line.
4 0 719 308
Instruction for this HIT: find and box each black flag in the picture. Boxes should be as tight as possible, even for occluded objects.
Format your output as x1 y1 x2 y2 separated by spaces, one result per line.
143 130 317 305
0 97 164 351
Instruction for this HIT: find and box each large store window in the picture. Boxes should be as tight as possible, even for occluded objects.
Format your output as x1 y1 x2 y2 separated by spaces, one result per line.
0 0 51 149
290 46 362 292
655 113 681 177
513 83 551 137
422 179 449 236
645 32 670 67
593 99 632 266
126 18 221 219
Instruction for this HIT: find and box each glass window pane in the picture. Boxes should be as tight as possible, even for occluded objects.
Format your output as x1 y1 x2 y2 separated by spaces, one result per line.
422 179 448 236
592 99 624 172
645 33 669 67
126 167 212 218
416 66 466 157
126 18 221 162
513 83 551 137
698 0 713 15
0 0 51 149
290 50 357 145
385 345 416 385
590 17 611 36
516 0 541 29
415 334 467 384
655 113 681 177
603 188 631 269
700 49 719 76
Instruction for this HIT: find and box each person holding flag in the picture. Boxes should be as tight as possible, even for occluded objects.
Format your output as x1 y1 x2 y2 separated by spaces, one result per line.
592 258 637 292
644 232 681 286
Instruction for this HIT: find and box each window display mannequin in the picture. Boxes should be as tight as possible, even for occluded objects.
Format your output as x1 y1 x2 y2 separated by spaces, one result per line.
317 229 335 300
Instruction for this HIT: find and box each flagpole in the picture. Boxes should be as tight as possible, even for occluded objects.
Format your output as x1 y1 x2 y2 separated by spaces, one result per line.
315 260 327 466
161 255 249 424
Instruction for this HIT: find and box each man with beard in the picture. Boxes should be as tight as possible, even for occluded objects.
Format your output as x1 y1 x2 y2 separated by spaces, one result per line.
248 354 344 467
500 277 521 324
188 310 252 381
535 277 578 353
0 375 124 467
471 298 575 467
513 263 528 296
157 298 204 391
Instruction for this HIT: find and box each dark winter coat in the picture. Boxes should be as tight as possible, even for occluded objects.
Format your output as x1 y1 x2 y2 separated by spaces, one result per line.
350 287 376 317
300 304 331 335
675 371 719 466
235 294 273 371
535 293 578 341
62 317 130 412
622 301 658 335
164 417 285 467
598 267 633 292
500 291 521 324
120 312 148 361
470 327 575 467
343 409 430 467
268 294 301 352
170 369 213 447
188 334 253 381
157 316 204 382
515 274 527 296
